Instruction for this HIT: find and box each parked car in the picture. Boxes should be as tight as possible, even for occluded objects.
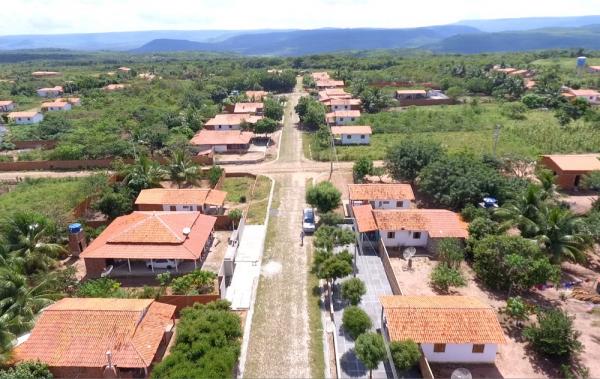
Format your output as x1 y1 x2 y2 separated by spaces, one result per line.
302 208 316 233
146 259 178 270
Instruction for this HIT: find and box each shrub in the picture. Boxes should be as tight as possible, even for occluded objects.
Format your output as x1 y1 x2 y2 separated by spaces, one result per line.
524 308 582 359
94 188 132 220
313 250 353 285
582 172 600 192
318 212 344 226
314 225 355 251
389 340 421 371
207 165 224 187
505 296 529 324
170 270 216 295
353 157 374 183
437 238 464 269
355 332 387 379
306 181 341 213
0 361 53 379
75 278 125 298
430 264 466 293
342 306 372 339
341 278 367 305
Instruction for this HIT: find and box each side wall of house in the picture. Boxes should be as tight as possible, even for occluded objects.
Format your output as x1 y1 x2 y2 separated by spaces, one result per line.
341 133 370 145
380 230 428 247
421 343 497 363
370 200 411 209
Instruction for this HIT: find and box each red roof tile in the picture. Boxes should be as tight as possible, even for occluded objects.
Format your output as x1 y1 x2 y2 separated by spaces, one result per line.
353 204 378 233
542 154 600 172
233 102 263 114
331 126 372 135
348 184 414 201
204 113 262 126
135 188 227 207
189 129 254 146
373 209 468 238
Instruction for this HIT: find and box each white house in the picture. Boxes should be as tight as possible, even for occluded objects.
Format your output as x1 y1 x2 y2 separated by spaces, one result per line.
36 86 63 97
348 183 415 210
325 110 360 126
325 98 361 111
7 111 44 125
566 88 600 104
330 125 371 145
380 296 506 365
135 188 227 215
204 113 262 131
233 102 264 115
0 101 15 112
41 101 72 112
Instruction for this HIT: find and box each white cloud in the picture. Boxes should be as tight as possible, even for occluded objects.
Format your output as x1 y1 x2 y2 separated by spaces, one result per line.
1 0 599 35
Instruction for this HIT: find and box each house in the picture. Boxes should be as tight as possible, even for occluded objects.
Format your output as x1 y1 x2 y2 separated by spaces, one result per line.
318 88 352 102
204 113 262 131
564 88 600 104
331 125 372 145
353 205 468 253
380 296 506 364
58 97 81 106
325 110 361 126
7 111 44 125
41 100 72 112
103 84 127 91
135 188 227 215
324 98 361 111
588 66 600 73
311 72 330 81
541 154 600 189
31 71 60 78
348 183 415 210
189 129 254 154
117 66 132 73
395 89 427 100
315 79 345 89
0 100 15 112
36 86 63 97
13 298 176 378
246 90 269 101
492 66 518 75
233 102 264 115
81 211 217 278
138 73 156 81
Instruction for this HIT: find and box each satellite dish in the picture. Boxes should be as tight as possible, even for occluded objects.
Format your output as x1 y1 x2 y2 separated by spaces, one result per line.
182 227 191 236
451 368 472 379
402 247 416 260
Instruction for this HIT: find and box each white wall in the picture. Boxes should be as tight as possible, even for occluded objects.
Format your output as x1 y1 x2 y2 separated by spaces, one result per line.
332 104 350 111
161 204 202 212
0 104 15 112
340 133 370 145
216 124 240 130
380 229 428 247
422 343 498 363
214 144 229 152
45 104 72 112
12 114 43 124
370 200 410 209
335 117 357 125
36 90 61 97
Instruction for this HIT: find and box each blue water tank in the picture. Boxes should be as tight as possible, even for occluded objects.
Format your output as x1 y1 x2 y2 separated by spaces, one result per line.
68 223 82 234
483 197 498 208
577 56 587 68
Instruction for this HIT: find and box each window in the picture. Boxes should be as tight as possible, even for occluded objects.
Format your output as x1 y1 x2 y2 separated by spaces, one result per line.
382 201 390 205
413 232 422 239
347 135 352 139
351 117 355 121
396 201 403 207
433 343 446 353
472 344 485 353
387 232 395 239
360 135 365 139
170 206 176 211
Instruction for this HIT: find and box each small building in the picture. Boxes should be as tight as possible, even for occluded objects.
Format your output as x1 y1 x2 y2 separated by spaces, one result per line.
588 66 600 73
117 66 132 73
36 86 63 97
380 295 506 364
103 83 127 91
81 211 217 278
525 79 536 91
348 183 415 210
233 102 264 115
135 188 227 215
41 100 72 112
311 72 330 81
138 73 156 81
7 111 44 125
565 88 600 104
492 66 518 75
190 129 254 154
541 154 600 190
58 97 81 106
315 79 345 89
13 298 176 378
31 71 60 78
325 110 361 126
204 113 262 131
0 100 15 112
318 88 352 102
331 125 371 145
395 89 427 100
245 90 268 101
325 98 361 111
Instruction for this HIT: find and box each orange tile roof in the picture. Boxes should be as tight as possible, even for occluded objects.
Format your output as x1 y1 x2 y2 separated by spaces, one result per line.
493 67 517 74
316 79 345 88
381 296 506 344
103 84 126 91
331 125 372 135
353 204 378 232
245 90 268 101
14 298 175 369
589 66 600 71
81 211 216 260
233 102 264 114
0 100 14 106
41 101 70 109
569 88 600 97
117 67 131 71
135 188 227 207
542 154 600 172
328 98 361 106
204 113 262 126
311 72 331 80
349 184 415 201
508 69 529 76
327 110 361 118
373 209 468 238
38 86 63 92
189 129 254 146
8 111 41 118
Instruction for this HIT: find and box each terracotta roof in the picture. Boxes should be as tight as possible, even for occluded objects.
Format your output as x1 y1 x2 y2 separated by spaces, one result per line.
327 110 361 118
189 129 254 146
14 298 175 369
349 184 414 201
204 113 262 126
331 125 372 135
493 67 517 74
233 102 264 114
381 296 506 344
373 209 468 238
311 72 330 80
117 67 131 71
316 79 344 88
8 111 40 118
32 71 60 77
542 154 600 172
41 101 69 109
245 90 268 100
38 86 63 92
103 84 126 91
508 69 529 76
569 88 600 97
396 89 426 95
0 100 14 106
81 211 216 260
589 66 600 71
135 188 227 207
353 204 378 232
328 98 361 106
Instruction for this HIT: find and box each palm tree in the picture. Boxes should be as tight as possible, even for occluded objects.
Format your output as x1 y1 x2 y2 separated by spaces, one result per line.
495 185 544 236
0 317 16 365
120 154 166 194
168 150 200 188
532 206 590 263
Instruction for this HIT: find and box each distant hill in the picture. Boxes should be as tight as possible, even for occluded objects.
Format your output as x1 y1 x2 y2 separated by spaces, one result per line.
132 26 480 55
455 15 600 33
430 25 600 53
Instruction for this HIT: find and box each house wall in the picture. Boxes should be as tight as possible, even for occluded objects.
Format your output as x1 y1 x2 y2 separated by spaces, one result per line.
340 133 370 145
37 90 61 97
539 156 592 190
215 124 240 130
397 98 456 107
421 343 498 363
576 95 600 104
84 258 106 279
380 229 429 248
0 103 15 112
45 104 72 111
11 114 43 124
370 200 410 209
332 104 350 111
335 117 357 125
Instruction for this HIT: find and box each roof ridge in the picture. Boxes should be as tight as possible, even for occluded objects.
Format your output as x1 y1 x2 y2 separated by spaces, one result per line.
154 213 184 243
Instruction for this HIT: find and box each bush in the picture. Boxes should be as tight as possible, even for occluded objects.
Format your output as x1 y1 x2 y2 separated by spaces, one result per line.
314 226 355 251
306 181 341 213
0 361 53 379
524 308 582 359
75 278 125 298
341 278 367 305
389 340 421 371
437 238 464 269
353 157 374 183
505 296 529 323
207 165 224 187
318 212 344 226
342 306 372 339
94 188 132 220
501 102 527 120
170 270 216 295
385 139 444 181
430 264 466 293
582 172 600 192
313 250 353 284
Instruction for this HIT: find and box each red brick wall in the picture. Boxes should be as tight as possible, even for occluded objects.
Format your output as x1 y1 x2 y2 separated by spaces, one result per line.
84 258 106 279
12 140 58 150
397 98 457 107
157 294 220 317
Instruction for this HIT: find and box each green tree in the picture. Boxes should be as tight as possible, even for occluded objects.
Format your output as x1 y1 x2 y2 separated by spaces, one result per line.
437 238 464 269
168 150 200 188
342 306 372 339
359 87 391 113
524 308 582 359
0 361 53 379
445 86 464 100
385 139 444 182
430 263 466 293
306 181 341 213
94 188 132 220
341 278 367 305
263 97 284 121
582 171 600 192
313 250 353 286
228 209 243 229
389 340 421 371
207 165 224 187
313 226 356 251
355 332 387 379
505 296 529 325
253 117 278 136
170 270 216 295
119 155 166 195
75 278 125 298
353 157 374 183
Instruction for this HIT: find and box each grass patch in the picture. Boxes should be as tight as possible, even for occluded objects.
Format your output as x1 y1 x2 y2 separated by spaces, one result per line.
222 176 255 203
245 176 272 224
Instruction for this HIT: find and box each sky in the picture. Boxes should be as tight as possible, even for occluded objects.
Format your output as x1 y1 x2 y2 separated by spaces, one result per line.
2 0 600 36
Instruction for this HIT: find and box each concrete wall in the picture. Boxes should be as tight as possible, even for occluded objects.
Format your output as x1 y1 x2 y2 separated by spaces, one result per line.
84 258 106 279
422 343 497 363
370 200 410 209
11 113 43 124
380 229 429 248
334 116 357 125
340 133 370 145
378 238 403 295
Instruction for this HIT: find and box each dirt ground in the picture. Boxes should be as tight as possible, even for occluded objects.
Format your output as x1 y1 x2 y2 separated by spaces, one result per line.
560 193 598 214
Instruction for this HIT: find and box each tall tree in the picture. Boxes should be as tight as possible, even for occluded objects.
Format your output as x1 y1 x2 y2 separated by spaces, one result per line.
168 150 201 189
355 332 387 379
119 154 166 194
